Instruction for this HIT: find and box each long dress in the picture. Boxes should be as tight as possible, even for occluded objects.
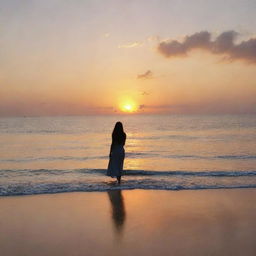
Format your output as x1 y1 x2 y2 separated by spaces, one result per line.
107 144 125 178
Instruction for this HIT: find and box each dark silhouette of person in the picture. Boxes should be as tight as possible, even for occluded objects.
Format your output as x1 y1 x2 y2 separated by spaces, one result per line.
107 190 126 235
107 122 126 184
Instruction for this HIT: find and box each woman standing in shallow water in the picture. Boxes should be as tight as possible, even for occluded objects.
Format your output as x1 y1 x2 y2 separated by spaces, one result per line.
107 122 126 184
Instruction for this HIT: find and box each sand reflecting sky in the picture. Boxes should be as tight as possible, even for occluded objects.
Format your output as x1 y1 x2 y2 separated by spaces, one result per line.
0 189 255 256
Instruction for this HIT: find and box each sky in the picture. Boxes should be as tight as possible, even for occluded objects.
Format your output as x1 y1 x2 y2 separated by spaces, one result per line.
0 0 256 116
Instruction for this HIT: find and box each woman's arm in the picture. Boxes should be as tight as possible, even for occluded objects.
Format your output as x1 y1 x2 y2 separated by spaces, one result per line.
123 133 126 146
109 143 113 158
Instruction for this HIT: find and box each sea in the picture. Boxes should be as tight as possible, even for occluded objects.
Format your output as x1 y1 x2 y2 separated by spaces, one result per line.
0 114 255 196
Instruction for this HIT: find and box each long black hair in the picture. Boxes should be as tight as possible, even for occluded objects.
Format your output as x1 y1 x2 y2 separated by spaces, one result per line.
112 122 126 145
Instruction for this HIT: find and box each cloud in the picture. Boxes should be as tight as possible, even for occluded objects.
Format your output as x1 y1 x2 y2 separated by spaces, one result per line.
137 70 153 79
145 104 189 109
158 31 256 63
141 91 150 96
135 101 256 114
118 42 143 48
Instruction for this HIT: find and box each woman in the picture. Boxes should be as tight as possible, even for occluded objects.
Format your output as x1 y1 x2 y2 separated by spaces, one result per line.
107 122 126 184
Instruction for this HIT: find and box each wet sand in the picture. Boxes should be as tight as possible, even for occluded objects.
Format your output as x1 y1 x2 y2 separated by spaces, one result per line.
0 189 255 256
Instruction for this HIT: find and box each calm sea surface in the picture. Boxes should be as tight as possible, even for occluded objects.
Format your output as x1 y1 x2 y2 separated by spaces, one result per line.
0 114 255 195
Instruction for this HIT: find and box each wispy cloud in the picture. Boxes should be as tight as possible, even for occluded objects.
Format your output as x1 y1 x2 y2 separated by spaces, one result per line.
137 70 153 79
158 31 256 63
141 91 150 96
118 42 143 48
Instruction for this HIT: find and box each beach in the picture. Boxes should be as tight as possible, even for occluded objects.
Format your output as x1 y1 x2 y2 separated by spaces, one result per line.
0 115 255 255
1 188 255 256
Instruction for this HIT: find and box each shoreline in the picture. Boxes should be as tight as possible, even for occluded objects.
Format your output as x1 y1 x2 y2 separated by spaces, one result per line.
1 185 256 197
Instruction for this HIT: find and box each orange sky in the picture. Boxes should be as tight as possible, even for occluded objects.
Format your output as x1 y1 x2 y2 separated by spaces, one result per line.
0 0 255 116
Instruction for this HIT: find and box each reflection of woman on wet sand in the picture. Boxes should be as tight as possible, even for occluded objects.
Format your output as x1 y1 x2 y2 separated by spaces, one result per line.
107 190 126 234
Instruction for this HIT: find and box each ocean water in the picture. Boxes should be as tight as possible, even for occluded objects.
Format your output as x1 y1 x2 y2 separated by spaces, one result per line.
0 114 255 196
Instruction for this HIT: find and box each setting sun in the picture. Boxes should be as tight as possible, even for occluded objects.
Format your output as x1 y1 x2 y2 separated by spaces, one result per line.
120 101 138 113
124 104 132 111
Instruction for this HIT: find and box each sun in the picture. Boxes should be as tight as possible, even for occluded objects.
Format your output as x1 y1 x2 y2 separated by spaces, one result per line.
120 102 137 113
123 104 132 111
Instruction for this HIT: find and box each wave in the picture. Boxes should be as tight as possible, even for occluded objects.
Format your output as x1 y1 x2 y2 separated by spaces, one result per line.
124 169 256 177
215 155 256 159
164 154 256 160
1 154 256 163
0 156 108 163
1 181 256 196
1 168 255 196
1 168 256 177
